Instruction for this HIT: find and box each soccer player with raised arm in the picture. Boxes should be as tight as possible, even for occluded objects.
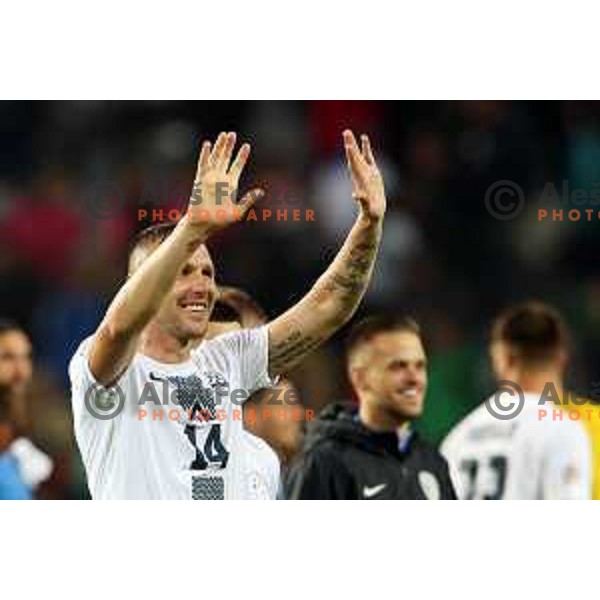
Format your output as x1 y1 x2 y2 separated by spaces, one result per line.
69 130 386 499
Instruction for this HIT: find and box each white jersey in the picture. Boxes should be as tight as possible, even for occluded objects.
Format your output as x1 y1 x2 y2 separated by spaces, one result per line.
69 326 280 499
237 430 280 500
441 393 592 500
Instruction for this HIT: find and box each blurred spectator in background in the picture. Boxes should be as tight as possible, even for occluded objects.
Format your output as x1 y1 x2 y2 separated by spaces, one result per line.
0 320 53 499
0 391 31 499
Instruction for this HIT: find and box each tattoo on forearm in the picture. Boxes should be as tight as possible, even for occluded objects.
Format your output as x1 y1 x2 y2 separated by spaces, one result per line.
269 224 381 375
318 238 379 310
269 328 324 374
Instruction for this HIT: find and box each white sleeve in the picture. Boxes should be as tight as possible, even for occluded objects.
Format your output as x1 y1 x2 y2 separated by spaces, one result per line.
68 338 98 426
192 325 275 396
439 431 456 464
440 430 467 500
10 438 53 488
541 421 592 500
68 337 128 426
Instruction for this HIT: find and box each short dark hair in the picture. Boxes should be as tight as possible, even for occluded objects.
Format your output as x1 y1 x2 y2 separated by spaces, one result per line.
0 319 23 336
490 301 569 366
128 222 178 272
211 301 241 323
345 314 421 362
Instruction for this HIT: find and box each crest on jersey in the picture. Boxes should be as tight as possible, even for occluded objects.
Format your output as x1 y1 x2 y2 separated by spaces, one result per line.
418 470 441 500
166 370 228 420
246 472 270 500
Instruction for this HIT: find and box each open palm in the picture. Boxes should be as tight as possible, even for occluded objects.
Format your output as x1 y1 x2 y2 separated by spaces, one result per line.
343 130 386 221
189 132 263 229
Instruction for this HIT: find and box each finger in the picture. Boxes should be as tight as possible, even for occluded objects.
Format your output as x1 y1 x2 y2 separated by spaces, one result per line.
210 132 227 166
197 141 211 174
237 187 265 217
344 136 365 186
343 129 363 161
343 129 366 172
228 143 251 180
221 132 237 169
361 134 376 165
344 143 360 187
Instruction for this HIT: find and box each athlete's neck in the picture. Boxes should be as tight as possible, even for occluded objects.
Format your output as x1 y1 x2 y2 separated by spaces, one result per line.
358 401 409 432
138 323 203 364
512 370 563 396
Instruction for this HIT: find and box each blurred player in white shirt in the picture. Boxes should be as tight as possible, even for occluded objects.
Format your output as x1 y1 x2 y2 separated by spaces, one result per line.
206 287 305 499
213 287 304 464
441 301 591 500
69 130 387 499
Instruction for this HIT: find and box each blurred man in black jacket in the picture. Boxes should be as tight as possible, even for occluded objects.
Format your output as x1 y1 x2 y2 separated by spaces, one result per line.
286 315 456 500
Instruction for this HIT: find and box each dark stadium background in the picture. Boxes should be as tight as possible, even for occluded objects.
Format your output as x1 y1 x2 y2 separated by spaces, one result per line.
1 100 600 498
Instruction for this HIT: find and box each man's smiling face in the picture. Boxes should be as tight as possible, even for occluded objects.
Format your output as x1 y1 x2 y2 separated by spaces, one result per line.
0 329 33 395
154 244 219 342
351 330 428 420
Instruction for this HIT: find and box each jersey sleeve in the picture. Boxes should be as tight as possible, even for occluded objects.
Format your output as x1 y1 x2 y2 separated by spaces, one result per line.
541 420 592 499
440 428 467 499
68 337 126 427
68 337 99 426
193 325 275 397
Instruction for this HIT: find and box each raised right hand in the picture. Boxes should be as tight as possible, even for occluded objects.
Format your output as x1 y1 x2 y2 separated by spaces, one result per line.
189 131 264 231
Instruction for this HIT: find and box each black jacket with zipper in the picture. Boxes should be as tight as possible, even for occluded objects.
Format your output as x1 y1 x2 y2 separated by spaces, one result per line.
285 403 457 500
